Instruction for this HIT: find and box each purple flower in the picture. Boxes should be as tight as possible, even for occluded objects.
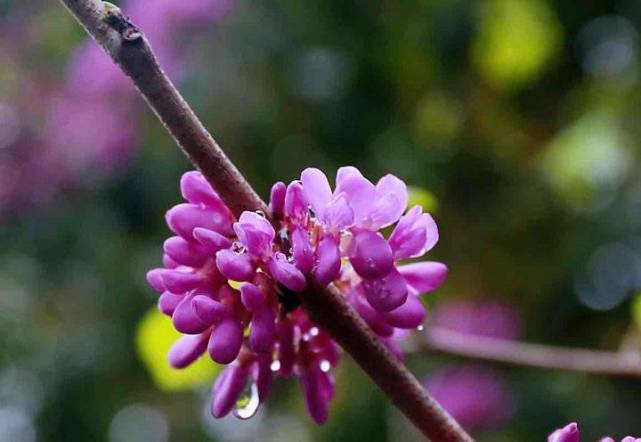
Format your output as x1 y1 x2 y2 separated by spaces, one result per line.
429 299 522 340
297 167 444 312
549 423 580 442
148 167 446 424
423 299 522 431
549 423 640 442
424 366 514 431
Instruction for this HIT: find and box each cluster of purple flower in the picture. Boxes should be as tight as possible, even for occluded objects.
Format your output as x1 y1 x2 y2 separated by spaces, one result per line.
147 167 447 423
423 299 521 431
549 422 640 442
0 0 233 215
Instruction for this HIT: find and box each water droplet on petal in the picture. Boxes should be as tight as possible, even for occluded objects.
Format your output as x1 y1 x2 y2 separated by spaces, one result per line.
416 325 424 331
309 327 319 337
233 381 260 420
319 360 331 373
270 360 281 372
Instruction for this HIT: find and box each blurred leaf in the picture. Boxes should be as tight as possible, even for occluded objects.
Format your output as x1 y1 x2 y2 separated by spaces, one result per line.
472 0 562 91
540 111 629 207
135 308 219 391
408 186 438 213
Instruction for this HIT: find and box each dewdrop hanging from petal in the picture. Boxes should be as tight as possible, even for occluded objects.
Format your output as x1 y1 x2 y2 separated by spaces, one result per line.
146 166 447 424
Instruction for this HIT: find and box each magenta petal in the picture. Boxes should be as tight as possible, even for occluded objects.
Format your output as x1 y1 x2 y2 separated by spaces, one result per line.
215 249 256 281
240 283 265 311
301 168 333 218
388 206 439 259
233 211 275 258
301 366 329 424
163 236 211 267
166 203 232 239
349 290 395 337
160 270 203 294
146 268 166 292
172 293 209 334
192 295 226 324
398 261 448 293
193 227 232 250
284 181 309 222
268 254 307 292
269 181 287 219
208 317 243 364
162 254 179 269
382 294 426 328
335 166 376 225
348 230 394 279
361 268 408 312
249 306 276 354
322 192 354 230
255 354 273 401
211 364 250 418
369 174 408 229
548 423 580 442
168 332 209 368
313 235 341 286
158 291 183 316
291 227 314 274
180 171 219 206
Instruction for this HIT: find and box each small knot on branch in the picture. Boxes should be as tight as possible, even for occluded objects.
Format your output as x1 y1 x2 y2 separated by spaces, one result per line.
102 1 142 42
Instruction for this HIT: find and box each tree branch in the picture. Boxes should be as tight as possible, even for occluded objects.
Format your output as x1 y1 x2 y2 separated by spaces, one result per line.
424 327 641 378
57 1 473 440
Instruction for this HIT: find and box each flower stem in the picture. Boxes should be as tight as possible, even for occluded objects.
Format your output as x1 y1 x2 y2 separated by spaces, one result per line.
57 0 473 440
425 327 641 378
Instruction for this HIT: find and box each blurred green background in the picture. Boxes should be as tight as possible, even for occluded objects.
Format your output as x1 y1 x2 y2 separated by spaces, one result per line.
1 0 641 440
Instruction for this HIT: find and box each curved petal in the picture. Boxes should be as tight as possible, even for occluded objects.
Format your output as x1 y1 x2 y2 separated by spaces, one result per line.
208 317 243 364
268 253 307 292
163 236 211 267
348 230 394 279
269 181 287 219
172 293 210 334
388 206 439 259
313 235 341 286
249 306 276 354
211 364 250 418
322 192 354 231
284 181 309 223
335 166 376 225
158 291 182 316
215 250 256 282
361 268 408 312
166 203 232 239
300 366 329 424
291 227 314 274
369 174 408 229
168 332 209 368
301 168 333 218
548 423 580 442
192 295 226 324
239 282 265 311
382 294 426 329
398 262 448 294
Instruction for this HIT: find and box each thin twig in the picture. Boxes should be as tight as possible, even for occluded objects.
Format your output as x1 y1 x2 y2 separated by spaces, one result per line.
424 327 641 378
56 1 473 440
